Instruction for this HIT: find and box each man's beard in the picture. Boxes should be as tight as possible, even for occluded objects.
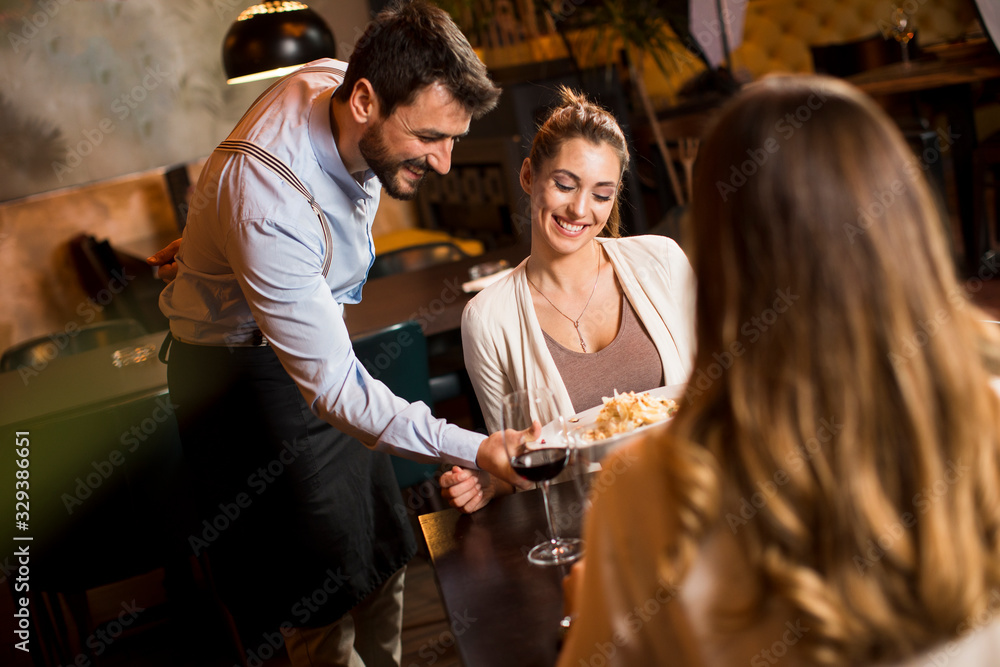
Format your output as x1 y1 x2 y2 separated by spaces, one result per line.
358 121 428 201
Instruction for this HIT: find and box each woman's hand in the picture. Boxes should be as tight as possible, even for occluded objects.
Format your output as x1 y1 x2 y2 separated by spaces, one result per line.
439 467 515 513
146 238 182 283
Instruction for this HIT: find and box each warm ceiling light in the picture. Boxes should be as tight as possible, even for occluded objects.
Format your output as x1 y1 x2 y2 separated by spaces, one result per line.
222 2 336 85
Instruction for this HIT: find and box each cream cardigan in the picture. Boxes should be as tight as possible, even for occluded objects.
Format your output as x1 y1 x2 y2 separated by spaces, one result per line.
461 236 696 432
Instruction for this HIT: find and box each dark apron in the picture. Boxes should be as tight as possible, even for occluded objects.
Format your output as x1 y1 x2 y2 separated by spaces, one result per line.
167 338 415 640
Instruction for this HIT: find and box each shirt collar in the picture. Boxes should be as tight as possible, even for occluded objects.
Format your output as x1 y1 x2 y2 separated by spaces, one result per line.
309 85 376 201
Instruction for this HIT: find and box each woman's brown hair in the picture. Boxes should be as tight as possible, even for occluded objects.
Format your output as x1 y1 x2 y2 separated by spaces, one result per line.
530 87 629 237
666 74 1000 663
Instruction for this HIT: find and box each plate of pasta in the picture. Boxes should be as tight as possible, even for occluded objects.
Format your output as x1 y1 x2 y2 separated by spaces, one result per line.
555 385 685 458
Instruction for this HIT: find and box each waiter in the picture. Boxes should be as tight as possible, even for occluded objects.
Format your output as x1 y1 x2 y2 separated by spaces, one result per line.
153 2 524 664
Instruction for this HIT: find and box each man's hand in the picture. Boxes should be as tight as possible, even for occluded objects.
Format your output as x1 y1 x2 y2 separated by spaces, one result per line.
146 238 182 283
475 428 535 493
439 467 514 513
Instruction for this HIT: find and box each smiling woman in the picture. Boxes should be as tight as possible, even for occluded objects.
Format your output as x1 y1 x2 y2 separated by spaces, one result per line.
440 88 696 512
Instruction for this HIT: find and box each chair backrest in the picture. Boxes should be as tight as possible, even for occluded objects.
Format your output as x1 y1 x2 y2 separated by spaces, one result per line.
68 233 142 322
368 242 468 280
0 318 147 373
164 164 192 232
351 320 438 487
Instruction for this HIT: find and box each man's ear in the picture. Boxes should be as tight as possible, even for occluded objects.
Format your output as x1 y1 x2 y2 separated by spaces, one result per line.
519 157 533 195
348 78 380 124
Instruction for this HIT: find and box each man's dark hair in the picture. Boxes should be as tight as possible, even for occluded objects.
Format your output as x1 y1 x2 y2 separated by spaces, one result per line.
335 0 500 119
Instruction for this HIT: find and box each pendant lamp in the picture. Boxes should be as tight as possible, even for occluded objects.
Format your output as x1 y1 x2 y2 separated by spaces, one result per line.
222 1 337 85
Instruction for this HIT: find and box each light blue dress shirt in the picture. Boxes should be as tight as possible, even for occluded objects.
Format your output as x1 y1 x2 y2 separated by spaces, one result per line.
159 60 482 468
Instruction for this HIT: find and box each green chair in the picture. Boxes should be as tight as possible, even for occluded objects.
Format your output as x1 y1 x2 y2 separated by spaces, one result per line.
351 320 441 489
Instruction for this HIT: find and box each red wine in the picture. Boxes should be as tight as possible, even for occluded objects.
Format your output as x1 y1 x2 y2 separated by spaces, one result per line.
511 448 568 482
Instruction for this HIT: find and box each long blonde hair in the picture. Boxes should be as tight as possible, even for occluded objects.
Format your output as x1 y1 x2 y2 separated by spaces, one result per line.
666 74 1000 663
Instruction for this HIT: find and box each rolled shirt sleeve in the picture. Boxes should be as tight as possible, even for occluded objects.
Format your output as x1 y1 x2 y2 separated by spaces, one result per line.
159 61 483 470
225 217 482 469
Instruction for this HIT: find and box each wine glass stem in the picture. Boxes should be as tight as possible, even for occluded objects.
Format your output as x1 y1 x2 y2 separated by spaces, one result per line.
540 480 560 545
901 42 910 65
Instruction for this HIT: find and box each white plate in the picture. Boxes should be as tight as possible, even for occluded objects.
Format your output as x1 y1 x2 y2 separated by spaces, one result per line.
538 384 686 458
461 267 515 293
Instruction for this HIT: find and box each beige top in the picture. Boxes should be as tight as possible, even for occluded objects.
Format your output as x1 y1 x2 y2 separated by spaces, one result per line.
543 296 664 413
557 430 1000 667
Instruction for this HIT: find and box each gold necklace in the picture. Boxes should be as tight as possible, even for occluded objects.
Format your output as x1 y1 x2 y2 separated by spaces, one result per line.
526 246 601 353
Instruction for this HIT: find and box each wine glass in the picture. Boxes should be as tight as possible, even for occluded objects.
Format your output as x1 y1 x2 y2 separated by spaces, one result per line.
890 6 914 67
502 387 584 566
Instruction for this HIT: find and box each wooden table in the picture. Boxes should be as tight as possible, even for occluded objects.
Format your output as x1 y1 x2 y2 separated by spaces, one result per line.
0 330 169 428
846 46 1000 97
344 243 528 338
0 330 187 574
419 480 585 667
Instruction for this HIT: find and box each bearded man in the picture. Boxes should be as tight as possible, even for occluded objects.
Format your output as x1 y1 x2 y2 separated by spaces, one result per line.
154 3 523 664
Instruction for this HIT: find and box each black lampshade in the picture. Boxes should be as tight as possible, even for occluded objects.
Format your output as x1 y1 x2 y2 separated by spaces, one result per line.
223 2 337 85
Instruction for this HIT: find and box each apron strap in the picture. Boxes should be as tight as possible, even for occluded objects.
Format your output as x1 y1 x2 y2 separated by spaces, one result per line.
216 140 335 279
158 330 173 364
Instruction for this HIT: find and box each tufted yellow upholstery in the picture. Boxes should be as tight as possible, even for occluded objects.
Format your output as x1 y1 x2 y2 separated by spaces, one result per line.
641 0 980 105
730 0 978 80
472 0 980 107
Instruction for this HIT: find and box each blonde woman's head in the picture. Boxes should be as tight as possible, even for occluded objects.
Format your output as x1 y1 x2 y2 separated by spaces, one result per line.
669 74 1000 664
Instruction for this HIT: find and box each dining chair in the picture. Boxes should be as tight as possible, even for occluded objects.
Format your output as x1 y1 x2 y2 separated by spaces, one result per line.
67 233 169 333
12 379 193 666
351 320 442 492
366 240 485 427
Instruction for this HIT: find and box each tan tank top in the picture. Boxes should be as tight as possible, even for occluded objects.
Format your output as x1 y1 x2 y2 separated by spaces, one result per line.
543 296 664 413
